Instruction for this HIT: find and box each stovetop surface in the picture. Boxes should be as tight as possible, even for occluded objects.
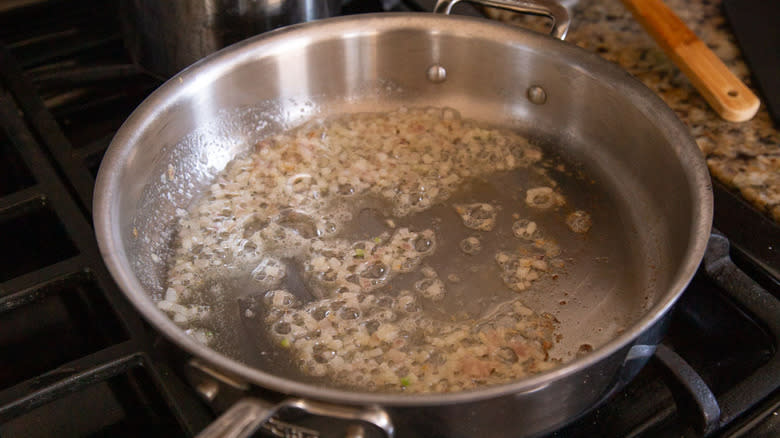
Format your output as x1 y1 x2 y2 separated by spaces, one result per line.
0 1 778 437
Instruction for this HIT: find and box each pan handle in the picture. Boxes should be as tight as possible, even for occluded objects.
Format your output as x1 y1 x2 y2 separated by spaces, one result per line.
433 0 570 40
195 397 395 438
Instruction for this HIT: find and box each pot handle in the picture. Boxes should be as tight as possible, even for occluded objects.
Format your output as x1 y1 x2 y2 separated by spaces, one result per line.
433 0 570 40
196 397 395 438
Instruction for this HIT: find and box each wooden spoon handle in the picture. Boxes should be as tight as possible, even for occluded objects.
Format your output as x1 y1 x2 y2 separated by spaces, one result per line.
621 0 760 122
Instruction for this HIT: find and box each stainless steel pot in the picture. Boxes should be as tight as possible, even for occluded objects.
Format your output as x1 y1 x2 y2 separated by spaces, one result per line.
120 0 343 78
94 0 713 436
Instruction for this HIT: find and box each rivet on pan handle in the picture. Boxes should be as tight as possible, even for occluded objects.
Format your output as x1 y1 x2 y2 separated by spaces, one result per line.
433 0 571 40
195 397 395 438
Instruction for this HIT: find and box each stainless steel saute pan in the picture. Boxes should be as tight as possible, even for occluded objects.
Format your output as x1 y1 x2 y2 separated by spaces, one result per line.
94 0 713 436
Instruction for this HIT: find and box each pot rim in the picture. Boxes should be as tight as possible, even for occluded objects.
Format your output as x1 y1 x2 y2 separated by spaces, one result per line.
94 12 713 406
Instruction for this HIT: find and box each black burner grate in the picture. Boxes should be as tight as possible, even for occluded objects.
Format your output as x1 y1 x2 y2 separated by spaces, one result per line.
0 271 127 391
2 365 186 438
0 2 213 436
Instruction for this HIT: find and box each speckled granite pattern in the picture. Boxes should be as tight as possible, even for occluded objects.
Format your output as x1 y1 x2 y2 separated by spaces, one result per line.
489 0 779 222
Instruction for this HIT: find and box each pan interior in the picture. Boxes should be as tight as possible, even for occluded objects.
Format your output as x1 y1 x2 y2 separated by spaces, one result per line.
108 15 700 394
127 103 656 392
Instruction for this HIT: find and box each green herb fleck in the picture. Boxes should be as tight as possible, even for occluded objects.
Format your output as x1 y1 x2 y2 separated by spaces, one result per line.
280 338 290 348
354 248 366 258
400 377 411 387
373 237 382 244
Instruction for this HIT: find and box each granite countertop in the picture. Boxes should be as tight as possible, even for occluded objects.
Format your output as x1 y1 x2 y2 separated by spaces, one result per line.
489 0 779 223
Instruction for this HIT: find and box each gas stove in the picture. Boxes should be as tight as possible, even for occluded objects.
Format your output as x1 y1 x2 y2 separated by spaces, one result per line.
0 1 777 437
